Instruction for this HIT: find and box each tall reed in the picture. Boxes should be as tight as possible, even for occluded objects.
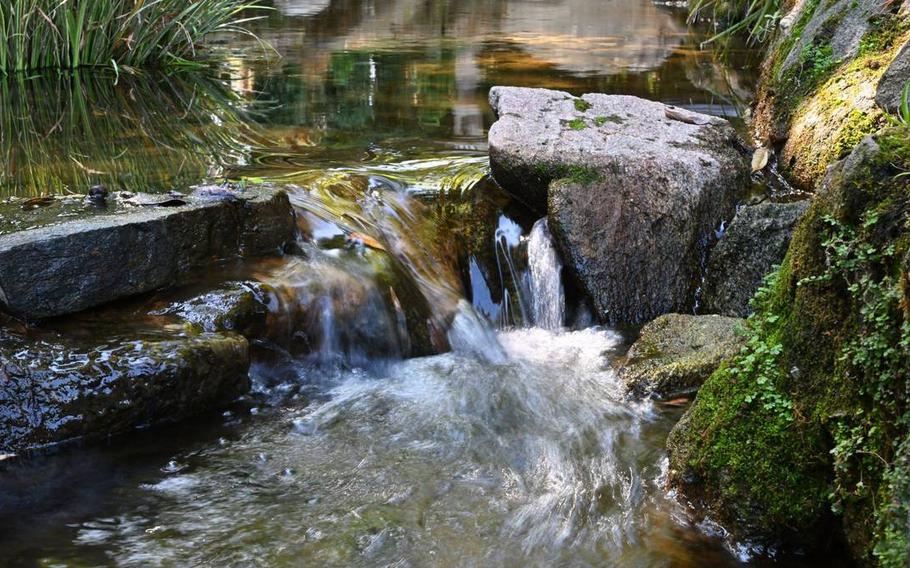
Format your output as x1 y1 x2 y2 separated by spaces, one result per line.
0 0 261 73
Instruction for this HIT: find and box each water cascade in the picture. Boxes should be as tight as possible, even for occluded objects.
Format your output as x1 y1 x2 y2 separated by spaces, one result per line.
527 218 566 330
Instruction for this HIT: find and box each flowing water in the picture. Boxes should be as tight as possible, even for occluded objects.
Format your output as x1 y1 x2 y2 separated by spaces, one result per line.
0 0 848 566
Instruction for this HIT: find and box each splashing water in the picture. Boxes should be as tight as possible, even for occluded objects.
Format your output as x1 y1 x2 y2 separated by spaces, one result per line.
528 218 566 330
30 327 704 568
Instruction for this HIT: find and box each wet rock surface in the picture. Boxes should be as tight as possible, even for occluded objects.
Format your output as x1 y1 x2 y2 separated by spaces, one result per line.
157 281 277 337
702 201 809 317
0 185 295 321
618 313 744 399
488 86 749 324
0 329 249 453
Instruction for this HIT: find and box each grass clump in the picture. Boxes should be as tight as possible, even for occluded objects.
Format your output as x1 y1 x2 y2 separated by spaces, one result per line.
688 0 781 44
0 0 263 73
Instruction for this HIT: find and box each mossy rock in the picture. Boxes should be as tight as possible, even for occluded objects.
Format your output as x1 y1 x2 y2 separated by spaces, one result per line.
618 313 745 399
751 0 909 189
667 129 910 563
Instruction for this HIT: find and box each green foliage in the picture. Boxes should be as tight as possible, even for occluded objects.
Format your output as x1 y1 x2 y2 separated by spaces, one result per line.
889 81 910 127
0 0 263 73
798 209 910 566
732 272 794 421
800 42 835 85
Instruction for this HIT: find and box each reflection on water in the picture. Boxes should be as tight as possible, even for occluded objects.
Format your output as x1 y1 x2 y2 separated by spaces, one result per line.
0 0 755 198
0 72 264 198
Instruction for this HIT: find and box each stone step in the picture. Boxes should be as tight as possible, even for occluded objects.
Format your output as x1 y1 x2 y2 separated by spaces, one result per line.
0 185 296 321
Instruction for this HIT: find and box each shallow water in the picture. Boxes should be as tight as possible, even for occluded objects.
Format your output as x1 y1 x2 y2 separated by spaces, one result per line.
0 0 848 565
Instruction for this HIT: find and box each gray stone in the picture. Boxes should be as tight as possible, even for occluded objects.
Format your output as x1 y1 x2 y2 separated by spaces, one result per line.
0 185 295 321
618 313 745 399
876 39 910 114
488 86 749 324
702 201 809 317
0 329 249 452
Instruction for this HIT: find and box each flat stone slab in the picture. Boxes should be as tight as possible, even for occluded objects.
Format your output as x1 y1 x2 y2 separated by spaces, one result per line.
0 185 295 320
488 87 749 324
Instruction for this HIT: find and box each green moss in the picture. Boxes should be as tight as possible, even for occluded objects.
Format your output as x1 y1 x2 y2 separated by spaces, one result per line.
532 162 602 185
858 13 910 57
669 271 831 539
566 118 587 131
833 110 881 160
574 98 592 112
776 38 837 116
594 115 623 126
564 165 601 184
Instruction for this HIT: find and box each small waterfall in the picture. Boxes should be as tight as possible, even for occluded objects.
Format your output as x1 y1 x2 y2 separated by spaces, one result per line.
527 219 565 331
447 300 508 364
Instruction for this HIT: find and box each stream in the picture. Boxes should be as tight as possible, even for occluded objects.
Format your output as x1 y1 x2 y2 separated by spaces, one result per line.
0 0 845 566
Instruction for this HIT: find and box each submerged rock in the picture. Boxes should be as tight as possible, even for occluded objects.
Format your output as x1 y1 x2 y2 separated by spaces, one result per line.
157 281 277 338
0 185 295 321
488 86 749 324
618 313 744 399
0 329 249 452
702 201 809 317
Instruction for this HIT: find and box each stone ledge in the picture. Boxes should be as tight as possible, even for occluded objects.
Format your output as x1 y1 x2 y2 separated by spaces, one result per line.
0 185 296 320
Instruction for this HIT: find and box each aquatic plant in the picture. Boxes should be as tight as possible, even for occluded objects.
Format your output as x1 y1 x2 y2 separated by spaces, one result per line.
688 0 781 44
0 0 262 73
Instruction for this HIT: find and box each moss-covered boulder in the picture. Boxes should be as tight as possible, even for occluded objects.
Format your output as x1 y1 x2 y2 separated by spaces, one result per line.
667 130 910 564
618 313 745 399
752 0 909 188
